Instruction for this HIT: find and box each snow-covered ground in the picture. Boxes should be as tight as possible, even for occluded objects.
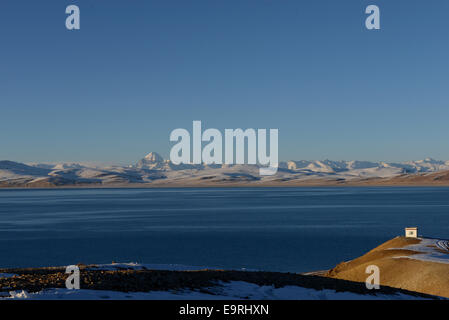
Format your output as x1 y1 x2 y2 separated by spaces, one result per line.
86 262 227 271
3 281 428 300
2 153 449 185
395 238 449 265
0 262 434 300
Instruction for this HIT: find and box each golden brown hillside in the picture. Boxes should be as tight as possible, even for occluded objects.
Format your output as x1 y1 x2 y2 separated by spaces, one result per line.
325 236 449 298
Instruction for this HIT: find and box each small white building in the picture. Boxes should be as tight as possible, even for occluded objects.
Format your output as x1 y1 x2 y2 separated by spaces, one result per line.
405 227 418 238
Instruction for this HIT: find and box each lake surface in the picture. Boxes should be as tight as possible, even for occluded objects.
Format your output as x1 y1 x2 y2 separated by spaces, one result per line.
0 187 448 272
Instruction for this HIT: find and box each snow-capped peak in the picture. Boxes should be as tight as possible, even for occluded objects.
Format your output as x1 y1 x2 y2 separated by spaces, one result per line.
143 152 163 163
422 157 440 164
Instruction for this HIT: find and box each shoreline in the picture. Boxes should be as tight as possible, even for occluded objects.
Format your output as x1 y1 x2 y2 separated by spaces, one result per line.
0 263 438 300
3 180 449 190
1 236 449 299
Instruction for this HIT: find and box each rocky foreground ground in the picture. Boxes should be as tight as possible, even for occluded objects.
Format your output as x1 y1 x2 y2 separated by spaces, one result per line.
0 263 439 299
1 236 448 299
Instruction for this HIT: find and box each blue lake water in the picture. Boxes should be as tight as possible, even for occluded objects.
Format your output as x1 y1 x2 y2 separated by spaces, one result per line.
0 187 448 272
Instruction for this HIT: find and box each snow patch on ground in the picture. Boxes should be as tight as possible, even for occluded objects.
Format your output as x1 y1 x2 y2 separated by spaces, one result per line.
3 281 428 300
0 273 18 279
86 262 223 271
394 238 449 265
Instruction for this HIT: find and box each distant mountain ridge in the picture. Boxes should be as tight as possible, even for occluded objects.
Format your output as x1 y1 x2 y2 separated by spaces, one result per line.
284 158 449 174
1 153 449 187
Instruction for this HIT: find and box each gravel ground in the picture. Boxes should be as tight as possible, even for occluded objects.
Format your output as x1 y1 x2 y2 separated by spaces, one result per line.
0 264 438 299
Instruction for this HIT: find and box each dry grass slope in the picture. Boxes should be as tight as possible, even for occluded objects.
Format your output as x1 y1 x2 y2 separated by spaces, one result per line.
325 237 449 298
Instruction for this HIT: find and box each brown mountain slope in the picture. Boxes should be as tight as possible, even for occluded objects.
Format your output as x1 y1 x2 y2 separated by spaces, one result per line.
351 170 449 186
325 236 449 298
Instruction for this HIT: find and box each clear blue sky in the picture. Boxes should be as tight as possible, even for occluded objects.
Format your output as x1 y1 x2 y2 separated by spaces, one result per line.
0 0 448 164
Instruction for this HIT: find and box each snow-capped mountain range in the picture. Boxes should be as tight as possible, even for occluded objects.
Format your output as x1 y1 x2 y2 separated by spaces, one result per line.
1 152 449 187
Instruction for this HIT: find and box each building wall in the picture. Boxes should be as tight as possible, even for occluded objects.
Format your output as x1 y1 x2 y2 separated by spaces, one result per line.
405 228 418 238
